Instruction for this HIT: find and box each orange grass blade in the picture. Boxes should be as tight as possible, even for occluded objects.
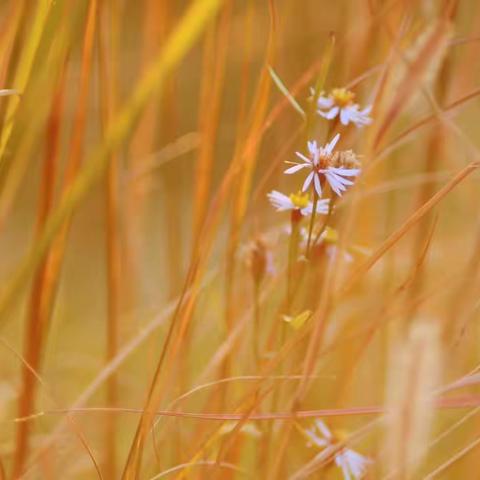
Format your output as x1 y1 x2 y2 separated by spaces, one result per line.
0 338 104 479
373 18 452 150
98 1 120 477
0 0 51 161
192 2 232 240
11 61 67 479
339 162 479 297
0 0 224 325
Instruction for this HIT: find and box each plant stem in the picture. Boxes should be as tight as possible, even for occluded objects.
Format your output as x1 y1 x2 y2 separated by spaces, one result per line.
306 194 318 257
253 278 261 367
286 214 300 313
313 193 336 246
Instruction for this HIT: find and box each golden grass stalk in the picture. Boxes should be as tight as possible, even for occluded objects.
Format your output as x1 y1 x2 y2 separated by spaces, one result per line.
2 1 480 478
192 1 232 241
339 161 479 298
374 15 453 150
82 1 225 477
0 1 77 231
11 60 67 480
384 320 441 478
0 0 224 324
2 336 104 479
98 1 120 477
11 1 97 476
0 0 51 161
125 0 177 308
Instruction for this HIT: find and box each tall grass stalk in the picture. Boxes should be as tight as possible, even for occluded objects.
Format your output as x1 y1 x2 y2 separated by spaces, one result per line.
2 1 480 478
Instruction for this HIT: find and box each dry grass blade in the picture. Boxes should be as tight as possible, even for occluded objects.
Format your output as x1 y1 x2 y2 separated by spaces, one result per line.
373 17 452 149
0 0 224 323
192 2 232 240
384 321 441 478
268 65 306 119
423 436 480 479
0 338 104 479
0 0 51 160
11 60 67 479
2 1 480 478
339 162 479 297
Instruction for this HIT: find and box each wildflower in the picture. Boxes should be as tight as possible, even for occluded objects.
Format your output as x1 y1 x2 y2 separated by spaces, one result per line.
305 419 333 447
305 419 372 480
267 190 329 216
335 449 372 480
284 134 361 197
315 87 372 127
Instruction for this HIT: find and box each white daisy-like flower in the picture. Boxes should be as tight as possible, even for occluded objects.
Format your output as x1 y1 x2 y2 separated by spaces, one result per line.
335 448 372 480
305 419 372 480
284 134 361 197
316 87 372 127
305 419 333 447
267 190 329 216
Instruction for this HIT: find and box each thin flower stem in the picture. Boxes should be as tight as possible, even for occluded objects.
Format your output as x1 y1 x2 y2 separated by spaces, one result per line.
286 214 300 313
253 278 261 367
306 194 318 257
327 116 339 139
313 194 336 246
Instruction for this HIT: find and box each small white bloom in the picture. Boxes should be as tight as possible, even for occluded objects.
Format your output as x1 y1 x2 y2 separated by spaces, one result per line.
316 88 372 128
304 420 372 480
335 449 372 480
267 190 329 216
284 135 360 197
305 419 333 447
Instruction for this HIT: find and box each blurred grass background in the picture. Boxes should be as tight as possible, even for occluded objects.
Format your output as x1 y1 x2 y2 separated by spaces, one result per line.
0 0 479 478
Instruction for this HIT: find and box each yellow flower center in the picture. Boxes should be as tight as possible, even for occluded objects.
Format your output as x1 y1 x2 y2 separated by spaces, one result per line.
289 191 309 209
332 88 355 107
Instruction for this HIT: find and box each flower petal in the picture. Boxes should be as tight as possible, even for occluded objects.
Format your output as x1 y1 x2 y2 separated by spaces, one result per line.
328 171 354 186
316 199 330 214
305 428 328 448
302 171 315 192
322 106 339 119
336 455 353 480
295 151 312 163
348 104 372 127
300 206 311 216
314 173 322 197
315 419 333 439
340 107 352 125
329 167 361 177
284 163 309 174
307 140 318 154
317 96 334 109
325 133 341 154
325 172 348 196
361 105 372 115
267 190 293 211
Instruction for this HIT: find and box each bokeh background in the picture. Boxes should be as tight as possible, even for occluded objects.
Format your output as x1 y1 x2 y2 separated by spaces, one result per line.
0 0 479 478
